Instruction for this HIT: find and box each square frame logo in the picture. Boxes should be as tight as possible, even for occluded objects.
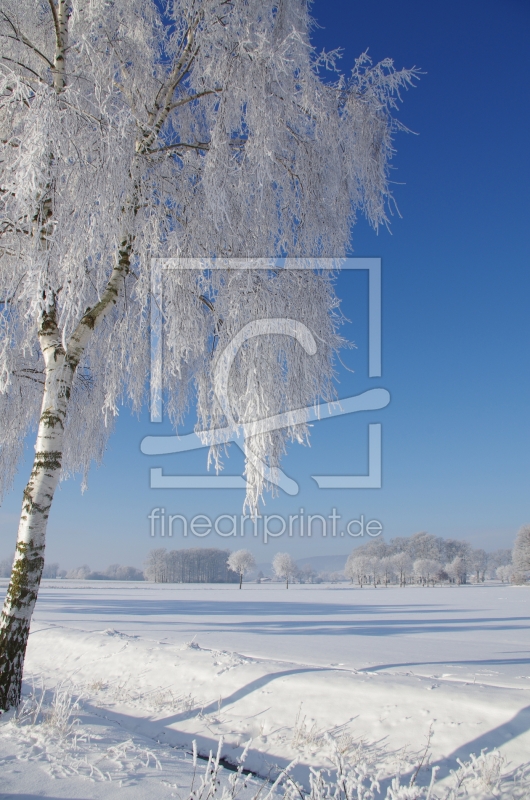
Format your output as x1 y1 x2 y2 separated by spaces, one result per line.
141 258 389 492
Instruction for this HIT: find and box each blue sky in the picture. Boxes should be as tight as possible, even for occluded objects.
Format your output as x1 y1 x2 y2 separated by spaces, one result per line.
1 0 529 570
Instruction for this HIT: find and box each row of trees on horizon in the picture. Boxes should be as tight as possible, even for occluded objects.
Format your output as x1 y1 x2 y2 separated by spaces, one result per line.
1 528 528 586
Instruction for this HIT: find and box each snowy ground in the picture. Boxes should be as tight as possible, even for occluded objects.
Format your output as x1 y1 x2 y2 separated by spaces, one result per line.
1 581 529 798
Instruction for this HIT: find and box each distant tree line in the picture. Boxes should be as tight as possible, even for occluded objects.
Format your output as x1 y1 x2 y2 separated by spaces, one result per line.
511 525 530 584
65 564 144 581
344 532 514 587
0 558 66 579
144 548 239 584
1 528 527 586
0 558 142 581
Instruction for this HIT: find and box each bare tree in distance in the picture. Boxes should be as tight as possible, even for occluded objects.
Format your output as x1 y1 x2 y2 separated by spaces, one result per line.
379 556 395 587
445 556 467 585
391 551 413 587
512 524 530 584
496 564 514 584
227 550 256 589
0 0 417 710
413 558 442 587
469 548 488 583
272 552 297 589
345 553 369 587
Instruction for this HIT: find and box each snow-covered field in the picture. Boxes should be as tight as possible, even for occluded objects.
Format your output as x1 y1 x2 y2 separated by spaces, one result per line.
1 581 529 799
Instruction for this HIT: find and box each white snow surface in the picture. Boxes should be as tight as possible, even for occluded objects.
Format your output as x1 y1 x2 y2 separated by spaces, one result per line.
1 581 529 798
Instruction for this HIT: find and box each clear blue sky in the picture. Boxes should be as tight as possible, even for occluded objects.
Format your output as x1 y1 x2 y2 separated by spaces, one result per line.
1 0 529 570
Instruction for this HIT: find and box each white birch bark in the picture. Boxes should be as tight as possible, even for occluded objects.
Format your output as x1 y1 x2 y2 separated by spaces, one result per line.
0 307 66 708
0 253 129 709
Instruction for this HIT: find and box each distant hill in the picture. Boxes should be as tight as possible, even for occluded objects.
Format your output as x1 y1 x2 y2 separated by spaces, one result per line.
295 554 348 573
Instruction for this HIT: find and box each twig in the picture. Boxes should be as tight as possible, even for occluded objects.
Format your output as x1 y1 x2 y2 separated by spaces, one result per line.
410 724 434 786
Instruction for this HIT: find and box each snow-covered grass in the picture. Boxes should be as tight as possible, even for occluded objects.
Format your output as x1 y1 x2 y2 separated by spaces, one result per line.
2 684 529 799
4 679 166 782
0 581 529 798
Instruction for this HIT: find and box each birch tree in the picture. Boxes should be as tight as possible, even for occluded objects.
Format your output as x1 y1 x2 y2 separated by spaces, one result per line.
0 0 416 710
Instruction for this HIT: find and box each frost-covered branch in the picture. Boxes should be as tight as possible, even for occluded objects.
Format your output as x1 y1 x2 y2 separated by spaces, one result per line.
167 89 220 113
0 12 54 72
139 13 203 153
147 140 211 155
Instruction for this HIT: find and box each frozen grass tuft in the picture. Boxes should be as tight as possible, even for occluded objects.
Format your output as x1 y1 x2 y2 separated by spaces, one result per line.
307 740 530 800
13 677 82 736
0 679 167 783
188 736 530 800
42 683 83 737
291 704 326 751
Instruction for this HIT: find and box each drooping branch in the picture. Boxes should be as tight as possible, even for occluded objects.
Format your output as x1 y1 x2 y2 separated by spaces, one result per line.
146 140 210 156
138 15 202 153
66 238 132 370
0 55 46 85
0 12 54 72
167 89 219 113
198 294 223 353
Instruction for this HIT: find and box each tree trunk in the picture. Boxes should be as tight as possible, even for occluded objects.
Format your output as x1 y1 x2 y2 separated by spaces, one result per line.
0 250 129 711
0 309 71 710
239 573 242 589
